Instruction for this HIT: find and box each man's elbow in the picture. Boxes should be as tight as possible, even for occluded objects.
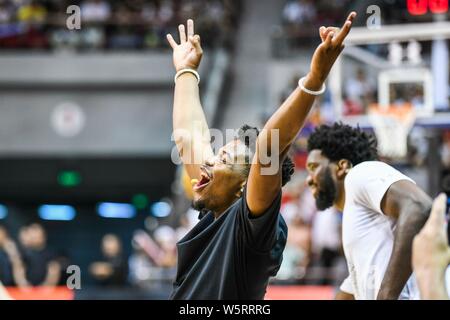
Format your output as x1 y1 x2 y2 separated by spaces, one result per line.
401 196 433 227
415 195 433 220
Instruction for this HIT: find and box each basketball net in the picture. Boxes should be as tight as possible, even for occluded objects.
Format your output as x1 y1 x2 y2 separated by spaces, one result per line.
368 104 416 159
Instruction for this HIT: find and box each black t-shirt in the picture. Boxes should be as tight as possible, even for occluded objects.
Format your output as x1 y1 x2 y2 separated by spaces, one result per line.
21 247 56 286
170 188 287 300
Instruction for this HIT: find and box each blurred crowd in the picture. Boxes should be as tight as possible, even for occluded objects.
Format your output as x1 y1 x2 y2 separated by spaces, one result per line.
0 0 242 50
275 0 353 52
274 172 347 286
0 195 347 289
342 68 376 116
276 0 435 52
282 0 352 30
0 223 67 287
342 67 426 117
0 213 199 289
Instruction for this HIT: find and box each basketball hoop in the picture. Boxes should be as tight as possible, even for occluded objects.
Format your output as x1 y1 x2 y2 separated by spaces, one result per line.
368 104 416 159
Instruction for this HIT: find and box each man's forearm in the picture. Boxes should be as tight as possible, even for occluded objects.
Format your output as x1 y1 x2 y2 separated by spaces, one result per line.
377 203 431 299
258 11 355 156
173 73 207 132
258 72 323 157
173 73 213 177
167 20 211 176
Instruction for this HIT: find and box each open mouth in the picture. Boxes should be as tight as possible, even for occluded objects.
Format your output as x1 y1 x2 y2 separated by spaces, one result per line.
193 166 212 192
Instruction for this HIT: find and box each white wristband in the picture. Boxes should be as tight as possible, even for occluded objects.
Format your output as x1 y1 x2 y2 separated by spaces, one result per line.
298 76 326 95
174 68 200 84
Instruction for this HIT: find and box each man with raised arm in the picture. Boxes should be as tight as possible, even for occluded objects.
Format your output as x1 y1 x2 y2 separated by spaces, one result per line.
305 123 433 300
166 14 356 299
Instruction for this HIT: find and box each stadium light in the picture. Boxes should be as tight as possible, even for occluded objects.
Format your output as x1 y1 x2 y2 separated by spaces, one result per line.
0 205 7 219
57 170 81 188
132 194 149 210
97 203 136 219
150 201 172 218
38 205 76 221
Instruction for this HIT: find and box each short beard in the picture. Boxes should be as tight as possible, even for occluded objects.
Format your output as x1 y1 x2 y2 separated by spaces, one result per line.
192 200 209 220
315 167 337 211
192 199 206 211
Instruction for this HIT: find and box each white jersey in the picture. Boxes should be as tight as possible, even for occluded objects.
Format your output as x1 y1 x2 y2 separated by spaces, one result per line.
339 161 420 300
446 266 450 295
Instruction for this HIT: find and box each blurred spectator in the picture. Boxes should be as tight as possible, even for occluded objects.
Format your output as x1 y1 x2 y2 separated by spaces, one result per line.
344 68 375 115
130 226 177 285
277 0 353 53
342 93 364 116
128 239 154 287
275 174 347 286
18 225 31 250
16 0 47 24
152 226 177 269
276 215 311 282
0 0 241 50
441 130 450 168
108 2 141 49
282 0 316 25
277 0 425 54
410 86 425 109
408 126 429 166
276 174 312 282
48 0 81 51
50 29 81 51
54 250 72 286
78 0 110 50
89 234 128 287
140 0 158 23
175 208 198 241
10 0 47 48
157 0 174 25
80 0 111 23
311 206 343 285
0 0 14 24
20 223 61 287
79 26 104 49
279 73 303 105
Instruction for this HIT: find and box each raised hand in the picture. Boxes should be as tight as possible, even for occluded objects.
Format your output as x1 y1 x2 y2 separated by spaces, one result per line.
413 193 450 275
412 193 450 299
166 19 203 72
309 12 356 83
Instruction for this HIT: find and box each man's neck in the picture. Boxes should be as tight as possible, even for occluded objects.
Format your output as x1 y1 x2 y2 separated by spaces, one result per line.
212 197 240 220
334 181 346 212
213 206 230 220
